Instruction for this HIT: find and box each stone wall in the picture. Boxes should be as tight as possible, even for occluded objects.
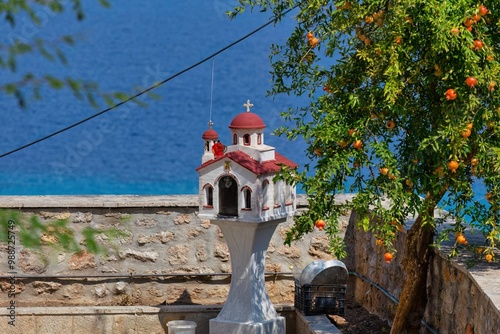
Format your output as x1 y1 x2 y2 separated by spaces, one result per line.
0 305 297 334
0 195 339 309
3 195 498 333
345 211 500 334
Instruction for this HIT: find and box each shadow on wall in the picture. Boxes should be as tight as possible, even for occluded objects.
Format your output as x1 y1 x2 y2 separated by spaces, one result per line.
157 289 204 334
161 289 200 306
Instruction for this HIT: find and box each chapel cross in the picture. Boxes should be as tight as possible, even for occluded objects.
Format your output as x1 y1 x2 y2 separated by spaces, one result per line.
243 99 254 112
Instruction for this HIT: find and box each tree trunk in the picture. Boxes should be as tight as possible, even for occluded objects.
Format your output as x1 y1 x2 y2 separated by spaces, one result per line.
390 211 435 334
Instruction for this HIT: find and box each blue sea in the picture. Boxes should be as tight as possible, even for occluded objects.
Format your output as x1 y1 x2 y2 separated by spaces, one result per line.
0 1 309 195
0 1 489 209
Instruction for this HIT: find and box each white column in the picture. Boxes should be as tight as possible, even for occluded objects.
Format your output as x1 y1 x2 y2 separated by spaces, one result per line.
209 218 286 334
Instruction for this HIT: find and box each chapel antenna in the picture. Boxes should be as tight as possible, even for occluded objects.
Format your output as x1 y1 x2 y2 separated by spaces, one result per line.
208 59 215 128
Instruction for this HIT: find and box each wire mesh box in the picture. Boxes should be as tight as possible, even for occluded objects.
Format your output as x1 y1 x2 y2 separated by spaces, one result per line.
294 278 346 316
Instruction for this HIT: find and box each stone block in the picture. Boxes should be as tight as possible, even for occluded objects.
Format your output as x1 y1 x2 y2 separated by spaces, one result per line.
137 231 175 245
213 242 229 262
68 251 97 270
174 213 191 225
63 283 85 299
32 281 62 294
73 314 114 334
133 314 166 334
0 314 36 334
113 314 136 334
277 245 301 259
196 245 208 262
167 245 189 265
134 218 159 227
18 249 48 274
94 284 110 298
73 212 93 224
36 315 74 333
119 249 159 262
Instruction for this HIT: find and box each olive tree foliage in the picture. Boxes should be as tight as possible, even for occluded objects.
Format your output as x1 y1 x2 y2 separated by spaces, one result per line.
232 0 500 261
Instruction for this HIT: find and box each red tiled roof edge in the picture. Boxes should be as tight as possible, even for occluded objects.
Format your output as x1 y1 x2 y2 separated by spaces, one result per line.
195 151 298 175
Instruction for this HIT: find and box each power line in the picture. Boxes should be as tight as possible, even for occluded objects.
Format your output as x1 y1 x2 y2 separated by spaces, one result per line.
0 5 299 159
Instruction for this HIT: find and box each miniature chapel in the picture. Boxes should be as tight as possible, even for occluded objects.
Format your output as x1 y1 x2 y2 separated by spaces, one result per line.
196 100 298 222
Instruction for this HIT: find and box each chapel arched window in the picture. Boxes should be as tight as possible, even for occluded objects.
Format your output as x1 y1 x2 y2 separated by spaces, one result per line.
243 134 251 146
242 187 252 210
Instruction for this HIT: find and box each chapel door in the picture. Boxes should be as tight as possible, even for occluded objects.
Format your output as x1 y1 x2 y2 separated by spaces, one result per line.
219 176 238 217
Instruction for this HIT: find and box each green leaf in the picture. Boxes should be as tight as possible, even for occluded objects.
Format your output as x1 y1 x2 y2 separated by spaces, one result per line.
5 11 15 26
113 92 130 101
55 48 68 65
45 75 64 89
99 0 111 8
36 40 55 61
49 1 64 13
62 35 75 46
15 89 25 108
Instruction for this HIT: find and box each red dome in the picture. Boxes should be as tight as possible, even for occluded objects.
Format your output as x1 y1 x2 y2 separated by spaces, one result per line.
229 112 266 130
202 128 218 140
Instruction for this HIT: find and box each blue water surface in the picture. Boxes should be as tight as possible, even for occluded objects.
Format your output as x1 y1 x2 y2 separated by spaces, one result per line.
0 1 309 195
0 1 489 208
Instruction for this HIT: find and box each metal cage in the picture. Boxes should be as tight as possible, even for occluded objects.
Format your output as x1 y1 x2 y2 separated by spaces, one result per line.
294 278 346 316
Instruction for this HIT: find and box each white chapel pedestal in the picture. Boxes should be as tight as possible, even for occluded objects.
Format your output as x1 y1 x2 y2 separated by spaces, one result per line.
209 218 286 334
